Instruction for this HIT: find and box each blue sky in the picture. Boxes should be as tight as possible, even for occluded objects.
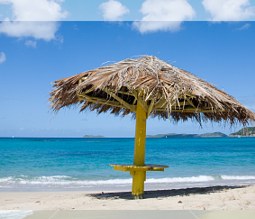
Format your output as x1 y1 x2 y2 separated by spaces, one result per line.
1 0 255 22
0 21 255 137
63 0 254 21
0 0 203 21
62 0 144 21
61 0 206 20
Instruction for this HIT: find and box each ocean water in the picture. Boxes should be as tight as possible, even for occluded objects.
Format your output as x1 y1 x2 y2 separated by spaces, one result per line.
0 137 255 192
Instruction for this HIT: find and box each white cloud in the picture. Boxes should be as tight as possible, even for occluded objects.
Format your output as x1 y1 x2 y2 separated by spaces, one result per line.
202 0 255 21
99 0 129 21
25 40 37 48
0 0 67 41
0 0 67 21
134 21 184 33
0 52 6 64
0 21 60 40
134 0 195 33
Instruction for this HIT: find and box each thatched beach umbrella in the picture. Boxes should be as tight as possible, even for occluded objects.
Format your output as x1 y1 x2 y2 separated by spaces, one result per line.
50 56 255 198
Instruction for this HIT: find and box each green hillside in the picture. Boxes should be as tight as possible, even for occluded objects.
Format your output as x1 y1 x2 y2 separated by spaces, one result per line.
198 132 228 138
147 132 227 138
230 127 255 137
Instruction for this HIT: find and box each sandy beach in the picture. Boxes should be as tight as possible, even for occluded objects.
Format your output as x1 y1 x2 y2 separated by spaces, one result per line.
0 185 254 210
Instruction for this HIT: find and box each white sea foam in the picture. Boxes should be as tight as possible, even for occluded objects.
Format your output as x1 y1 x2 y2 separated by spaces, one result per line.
146 176 215 183
221 175 255 180
0 177 13 183
1 175 255 188
0 210 33 219
19 178 132 186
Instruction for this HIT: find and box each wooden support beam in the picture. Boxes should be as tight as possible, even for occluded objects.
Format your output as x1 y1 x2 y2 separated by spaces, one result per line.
147 100 154 118
76 85 95 97
83 87 96 95
78 94 124 109
186 98 196 108
154 108 216 113
154 96 199 111
116 90 136 96
104 89 135 112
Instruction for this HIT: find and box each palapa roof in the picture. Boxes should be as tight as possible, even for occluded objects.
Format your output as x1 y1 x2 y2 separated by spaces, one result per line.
50 56 255 125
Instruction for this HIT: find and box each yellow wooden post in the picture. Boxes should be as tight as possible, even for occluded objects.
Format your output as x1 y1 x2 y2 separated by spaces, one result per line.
110 97 168 198
132 99 147 198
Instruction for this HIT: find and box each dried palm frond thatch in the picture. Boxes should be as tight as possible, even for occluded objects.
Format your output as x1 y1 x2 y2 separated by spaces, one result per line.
50 56 255 125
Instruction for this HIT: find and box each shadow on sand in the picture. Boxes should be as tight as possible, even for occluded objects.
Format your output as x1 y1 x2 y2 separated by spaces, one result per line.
90 185 245 200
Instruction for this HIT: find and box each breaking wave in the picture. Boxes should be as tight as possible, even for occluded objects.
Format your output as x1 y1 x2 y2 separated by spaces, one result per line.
1 175 255 188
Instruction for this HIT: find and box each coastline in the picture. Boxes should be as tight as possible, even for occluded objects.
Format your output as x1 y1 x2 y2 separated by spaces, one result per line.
1 137 254 211
1 175 255 192
0 185 255 210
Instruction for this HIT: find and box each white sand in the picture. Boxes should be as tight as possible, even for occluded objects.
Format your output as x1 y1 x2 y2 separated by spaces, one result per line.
0 185 254 210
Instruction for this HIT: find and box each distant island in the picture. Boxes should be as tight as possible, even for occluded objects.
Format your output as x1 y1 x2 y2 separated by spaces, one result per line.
83 127 255 138
147 127 255 138
229 127 255 137
147 132 228 138
83 135 105 138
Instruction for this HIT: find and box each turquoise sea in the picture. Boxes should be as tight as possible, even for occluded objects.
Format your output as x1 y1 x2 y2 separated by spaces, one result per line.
0 137 255 192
